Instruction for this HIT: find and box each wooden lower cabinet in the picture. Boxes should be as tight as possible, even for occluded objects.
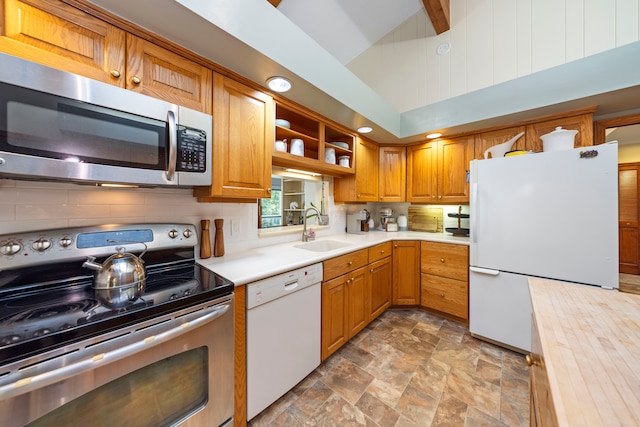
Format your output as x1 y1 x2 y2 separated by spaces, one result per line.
392 241 421 305
233 284 247 427
368 257 392 320
529 314 558 427
420 241 469 321
619 163 640 274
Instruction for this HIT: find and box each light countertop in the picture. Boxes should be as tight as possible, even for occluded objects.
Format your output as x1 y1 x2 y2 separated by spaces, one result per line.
198 230 469 285
529 278 640 426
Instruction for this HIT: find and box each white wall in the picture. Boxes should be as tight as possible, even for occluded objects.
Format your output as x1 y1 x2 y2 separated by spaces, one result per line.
348 0 640 113
0 179 347 256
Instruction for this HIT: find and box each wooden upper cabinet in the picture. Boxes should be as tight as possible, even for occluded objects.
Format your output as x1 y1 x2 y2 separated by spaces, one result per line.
195 73 273 200
0 0 213 113
407 136 472 203
407 141 437 203
379 146 406 202
0 0 126 86
126 35 212 114
439 136 473 203
526 113 593 151
334 137 379 202
474 126 526 159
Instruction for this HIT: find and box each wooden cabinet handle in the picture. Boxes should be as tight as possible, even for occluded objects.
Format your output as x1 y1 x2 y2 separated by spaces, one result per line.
439 292 445 298
440 258 445 263
380 250 385 254
267 187 272 193
370 268 374 272
438 195 442 199
626 222 631 226
346 279 351 284
131 76 141 85
394 245 398 248
347 261 353 266
110 69 121 78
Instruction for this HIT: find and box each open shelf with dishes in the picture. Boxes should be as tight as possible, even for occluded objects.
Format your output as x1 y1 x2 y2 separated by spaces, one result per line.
273 102 355 177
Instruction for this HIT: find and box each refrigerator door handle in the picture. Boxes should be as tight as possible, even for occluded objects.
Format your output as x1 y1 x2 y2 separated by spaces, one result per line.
469 266 500 276
471 182 478 244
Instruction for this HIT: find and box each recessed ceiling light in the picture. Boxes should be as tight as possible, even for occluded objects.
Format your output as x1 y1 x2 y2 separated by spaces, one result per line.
266 76 292 92
357 126 373 134
426 132 442 139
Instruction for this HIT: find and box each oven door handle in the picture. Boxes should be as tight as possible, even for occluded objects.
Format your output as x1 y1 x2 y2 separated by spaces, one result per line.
0 302 231 400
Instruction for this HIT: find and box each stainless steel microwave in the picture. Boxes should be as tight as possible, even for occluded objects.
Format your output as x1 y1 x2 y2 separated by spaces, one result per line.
0 53 212 187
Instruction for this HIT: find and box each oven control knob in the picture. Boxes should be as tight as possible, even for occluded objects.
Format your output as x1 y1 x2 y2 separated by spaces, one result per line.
32 238 52 252
0 240 22 256
168 229 179 239
59 236 73 248
183 229 193 238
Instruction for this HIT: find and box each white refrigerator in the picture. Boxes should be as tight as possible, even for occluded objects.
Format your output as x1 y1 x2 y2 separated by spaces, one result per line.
469 142 618 352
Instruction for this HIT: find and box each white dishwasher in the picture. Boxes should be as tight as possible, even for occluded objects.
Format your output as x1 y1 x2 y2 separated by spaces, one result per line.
246 262 323 420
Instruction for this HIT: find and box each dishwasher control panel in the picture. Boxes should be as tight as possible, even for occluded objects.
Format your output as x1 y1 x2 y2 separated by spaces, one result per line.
246 263 322 309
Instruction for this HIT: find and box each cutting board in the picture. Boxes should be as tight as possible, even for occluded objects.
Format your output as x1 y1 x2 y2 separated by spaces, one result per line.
408 207 443 232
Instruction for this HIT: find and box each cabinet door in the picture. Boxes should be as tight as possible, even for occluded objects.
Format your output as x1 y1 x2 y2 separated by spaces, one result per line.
438 136 473 203
392 241 420 305
334 137 378 202
0 0 126 86
421 274 468 320
619 164 640 274
196 74 273 200
321 276 348 361
407 141 437 203
126 35 212 113
368 257 392 320
346 267 368 339
379 146 406 202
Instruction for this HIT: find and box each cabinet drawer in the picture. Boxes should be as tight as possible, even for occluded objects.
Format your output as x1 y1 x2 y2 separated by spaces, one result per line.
368 242 392 263
421 241 468 281
421 274 468 320
323 249 368 281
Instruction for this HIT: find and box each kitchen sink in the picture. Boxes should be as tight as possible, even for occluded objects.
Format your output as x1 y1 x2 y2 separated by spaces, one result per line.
293 240 352 252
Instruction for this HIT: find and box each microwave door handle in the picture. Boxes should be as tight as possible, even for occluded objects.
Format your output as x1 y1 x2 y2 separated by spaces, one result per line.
165 110 177 181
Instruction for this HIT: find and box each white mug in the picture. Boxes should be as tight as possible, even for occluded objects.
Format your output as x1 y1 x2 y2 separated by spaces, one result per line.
290 139 304 156
325 147 336 164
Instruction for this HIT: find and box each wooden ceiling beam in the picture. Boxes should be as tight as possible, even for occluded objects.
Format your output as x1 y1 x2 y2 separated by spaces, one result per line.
422 0 450 34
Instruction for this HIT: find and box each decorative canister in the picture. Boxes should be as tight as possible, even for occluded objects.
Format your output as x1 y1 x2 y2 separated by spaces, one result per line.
290 138 304 156
338 156 350 167
541 127 578 152
325 147 336 164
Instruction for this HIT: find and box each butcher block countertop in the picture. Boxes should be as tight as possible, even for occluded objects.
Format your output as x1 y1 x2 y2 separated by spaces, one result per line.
529 278 640 426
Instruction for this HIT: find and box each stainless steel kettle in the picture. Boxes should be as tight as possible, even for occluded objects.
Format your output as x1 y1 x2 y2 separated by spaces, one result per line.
83 244 147 309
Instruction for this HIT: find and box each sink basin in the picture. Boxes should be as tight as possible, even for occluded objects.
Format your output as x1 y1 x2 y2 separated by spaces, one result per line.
293 240 352 252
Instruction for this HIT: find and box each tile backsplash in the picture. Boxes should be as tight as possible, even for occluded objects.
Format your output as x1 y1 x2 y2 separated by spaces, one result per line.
0 179 347 254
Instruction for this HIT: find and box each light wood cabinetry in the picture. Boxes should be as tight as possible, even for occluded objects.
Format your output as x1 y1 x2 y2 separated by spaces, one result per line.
194 73 273 201
1 0 212 113
272 102 356 177
379 146 406 202
529 314 558 427
334 137 379 202
321 248 369 360
392 241 421 305
407 136 473 204
368 242 392 320
618 163 640 274
420 241 469 321
475 110 595 159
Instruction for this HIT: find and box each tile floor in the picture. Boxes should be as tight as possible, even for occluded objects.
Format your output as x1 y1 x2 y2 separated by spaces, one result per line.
248 309 530 427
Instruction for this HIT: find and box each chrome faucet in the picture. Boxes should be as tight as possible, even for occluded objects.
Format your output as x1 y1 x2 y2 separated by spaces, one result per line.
301 206 320 242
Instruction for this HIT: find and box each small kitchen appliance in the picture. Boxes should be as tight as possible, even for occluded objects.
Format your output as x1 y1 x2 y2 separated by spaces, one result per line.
0 223 235 426
377 207 394 231
469 143 618 352
347 210 369 234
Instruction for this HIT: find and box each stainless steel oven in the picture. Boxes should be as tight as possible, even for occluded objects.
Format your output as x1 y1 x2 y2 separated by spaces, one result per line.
0 53 212 187
0 224 234 426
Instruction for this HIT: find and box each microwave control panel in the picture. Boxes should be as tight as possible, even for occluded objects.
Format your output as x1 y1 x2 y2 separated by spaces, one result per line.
177 127 207 172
